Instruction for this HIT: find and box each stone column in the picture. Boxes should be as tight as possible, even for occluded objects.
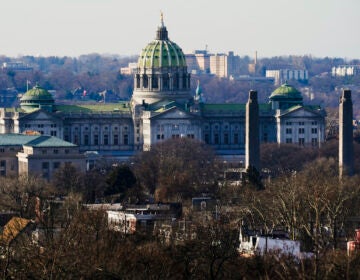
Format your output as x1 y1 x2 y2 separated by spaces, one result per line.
245 90 260 171
339 89 354 177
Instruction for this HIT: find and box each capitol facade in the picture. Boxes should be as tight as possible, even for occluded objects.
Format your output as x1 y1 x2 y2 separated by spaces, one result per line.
0 17 326 164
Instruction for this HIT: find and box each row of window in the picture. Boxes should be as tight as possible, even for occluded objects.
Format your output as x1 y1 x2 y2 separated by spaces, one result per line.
285 121 318 126
72 126 128 131
286 128 318 134
286 138 318 146
66 134 129 146
24 124 57 128
41 149 70 155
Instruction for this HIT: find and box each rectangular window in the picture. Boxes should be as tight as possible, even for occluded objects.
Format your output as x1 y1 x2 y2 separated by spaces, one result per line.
311 128 318 134
0 160 6 176
84 135 89 145
285 122 292 126
123 134 128 145
53 149 59 154
0 148 5 153
286 138 292 143
113 134 119 145
311 138 318 146
299 138 305 146
224 133 229 144
299 122 305 126
214 133 219 144
298 128 305 134
94 135 99 145
53 162 60 169
311 121 317 125
204 133 210 144
104 134 109 145
286 128 292 134
51 131 57 136
42 162 49 169
234 133 239 144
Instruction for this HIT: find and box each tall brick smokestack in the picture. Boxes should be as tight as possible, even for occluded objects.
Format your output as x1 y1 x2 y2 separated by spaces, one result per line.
339 89 354 177
245 90 260 172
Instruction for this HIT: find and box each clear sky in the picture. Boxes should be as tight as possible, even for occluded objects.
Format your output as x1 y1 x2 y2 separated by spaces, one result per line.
1 0 359 59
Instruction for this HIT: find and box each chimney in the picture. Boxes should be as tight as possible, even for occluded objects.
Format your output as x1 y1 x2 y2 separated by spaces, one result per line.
339 89 354 177
245 90 260 172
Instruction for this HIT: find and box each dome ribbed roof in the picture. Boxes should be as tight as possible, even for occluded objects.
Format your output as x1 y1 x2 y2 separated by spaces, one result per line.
269 83 303 100
138 40 186 68
137 17 186 69
21 84 54 102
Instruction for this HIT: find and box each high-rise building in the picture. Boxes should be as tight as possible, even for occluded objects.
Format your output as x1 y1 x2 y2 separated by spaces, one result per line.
210 51 240 78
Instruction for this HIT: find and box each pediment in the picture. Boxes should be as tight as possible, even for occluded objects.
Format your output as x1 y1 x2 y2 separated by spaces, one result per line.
20 109 60 121
279 106 323 118
150 107 198 120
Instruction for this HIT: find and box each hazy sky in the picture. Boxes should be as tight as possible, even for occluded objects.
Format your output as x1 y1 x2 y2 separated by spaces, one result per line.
1 0 359 58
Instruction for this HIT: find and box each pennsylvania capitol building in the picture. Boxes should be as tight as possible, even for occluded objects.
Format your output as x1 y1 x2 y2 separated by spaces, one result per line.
0 16 326 168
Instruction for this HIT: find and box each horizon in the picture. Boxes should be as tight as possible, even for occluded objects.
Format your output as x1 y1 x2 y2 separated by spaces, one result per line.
1 0 359 59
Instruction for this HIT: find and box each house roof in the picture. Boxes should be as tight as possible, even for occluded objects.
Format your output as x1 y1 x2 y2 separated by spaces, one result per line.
0 217 31 246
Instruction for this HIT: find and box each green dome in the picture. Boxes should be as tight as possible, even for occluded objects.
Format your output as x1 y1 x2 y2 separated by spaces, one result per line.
137 18 186 69
20 84 54 112
21 84 54 102
138 40 186 68
269 83 303 100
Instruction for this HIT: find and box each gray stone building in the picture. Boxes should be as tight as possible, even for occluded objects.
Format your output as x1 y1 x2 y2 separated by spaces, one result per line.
0 17 326 165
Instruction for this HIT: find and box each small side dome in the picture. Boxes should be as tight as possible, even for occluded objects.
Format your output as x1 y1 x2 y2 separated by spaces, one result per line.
20 84 54 112
269 83 303 100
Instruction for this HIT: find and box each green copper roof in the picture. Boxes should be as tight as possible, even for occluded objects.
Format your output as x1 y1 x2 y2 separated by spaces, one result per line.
55 103 130 113
269 83 303 100
0 134 39 146
138 40 186 68
25 136 77 147
20 84 54 102
202 103 272 113
137 19 186 69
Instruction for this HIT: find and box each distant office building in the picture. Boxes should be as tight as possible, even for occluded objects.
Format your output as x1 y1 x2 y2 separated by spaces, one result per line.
210 51 240 78
120 62 137 75
332 65 360 77
2 62 33 72
248 51 258 75
185 50 210 74
266 69 308 85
